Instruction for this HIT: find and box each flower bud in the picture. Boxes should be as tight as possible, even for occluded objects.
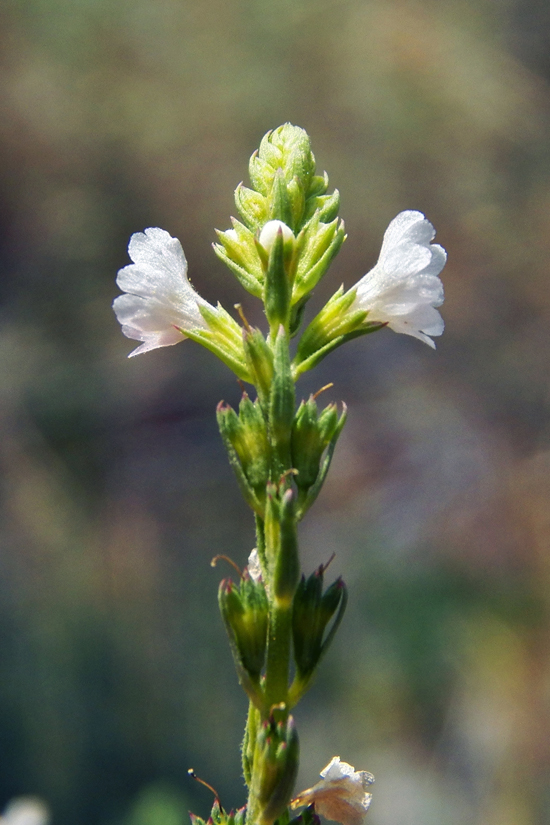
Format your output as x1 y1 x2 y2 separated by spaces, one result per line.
190 801 247 825
291 213 346 307
218 576 269 681
250 715 299 825
213 219 265 297
243 125 337 235
259 220 295 254
216 395 270 515
291 566 348 694
291 397 347 516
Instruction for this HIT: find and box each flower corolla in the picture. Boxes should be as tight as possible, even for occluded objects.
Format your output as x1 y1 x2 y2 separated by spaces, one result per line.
258 220 294 253
291 756 374 825
352 210 445 348
113 227 211 357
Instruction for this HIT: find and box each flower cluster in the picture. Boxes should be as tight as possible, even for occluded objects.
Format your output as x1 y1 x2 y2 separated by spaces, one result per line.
113 211 445 361
112 123 447 825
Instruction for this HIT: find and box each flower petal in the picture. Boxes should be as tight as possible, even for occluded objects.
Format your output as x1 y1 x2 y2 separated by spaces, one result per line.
113 227 211 357
352 211 446 347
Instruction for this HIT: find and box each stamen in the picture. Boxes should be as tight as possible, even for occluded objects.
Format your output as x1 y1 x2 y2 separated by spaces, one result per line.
187 769 221 806
312 383 334 401
235 303 252 331
211 554 243 579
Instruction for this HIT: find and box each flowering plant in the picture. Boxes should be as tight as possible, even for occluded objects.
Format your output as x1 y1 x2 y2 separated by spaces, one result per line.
113 124 446 825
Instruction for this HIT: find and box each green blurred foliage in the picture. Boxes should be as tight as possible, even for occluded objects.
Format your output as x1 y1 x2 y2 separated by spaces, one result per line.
1 0 550 824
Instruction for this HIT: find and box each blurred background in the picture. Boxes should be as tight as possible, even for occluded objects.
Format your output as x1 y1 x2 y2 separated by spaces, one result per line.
1 0 550 823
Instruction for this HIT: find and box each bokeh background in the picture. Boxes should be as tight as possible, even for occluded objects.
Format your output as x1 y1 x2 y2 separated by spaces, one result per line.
1 0 550 823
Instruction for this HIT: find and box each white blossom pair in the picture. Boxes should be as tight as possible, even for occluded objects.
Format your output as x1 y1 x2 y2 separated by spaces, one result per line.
112 211 445 356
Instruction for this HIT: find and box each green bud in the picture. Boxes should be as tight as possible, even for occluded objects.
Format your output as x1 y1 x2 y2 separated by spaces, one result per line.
190 801 247 825
290 567 348 701
292 214 346 306
215 126 343 311
213 220 264 298
235 183 269 231
291 397 338 492
251 715 299 825
291 397 347 518
218 575 269 681
239 125 337 235
233 395 270 494
304 185 341 224
287 177 306 231
216 397 270 515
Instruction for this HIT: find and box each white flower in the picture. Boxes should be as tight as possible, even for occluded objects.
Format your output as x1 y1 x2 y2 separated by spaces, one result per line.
258 220 294 253
0 799 49 825
352 210 446 348
113 227 211 357
291 757 374 825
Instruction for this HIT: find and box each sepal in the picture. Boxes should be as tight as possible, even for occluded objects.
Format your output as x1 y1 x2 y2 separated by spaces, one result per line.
292 287 385 379
235 184 269 231
183 302 252 382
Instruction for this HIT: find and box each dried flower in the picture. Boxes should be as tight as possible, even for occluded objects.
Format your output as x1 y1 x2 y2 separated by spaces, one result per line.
291 757 374 825
352 210 445 348
247 548 262 582
113 227 211 357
